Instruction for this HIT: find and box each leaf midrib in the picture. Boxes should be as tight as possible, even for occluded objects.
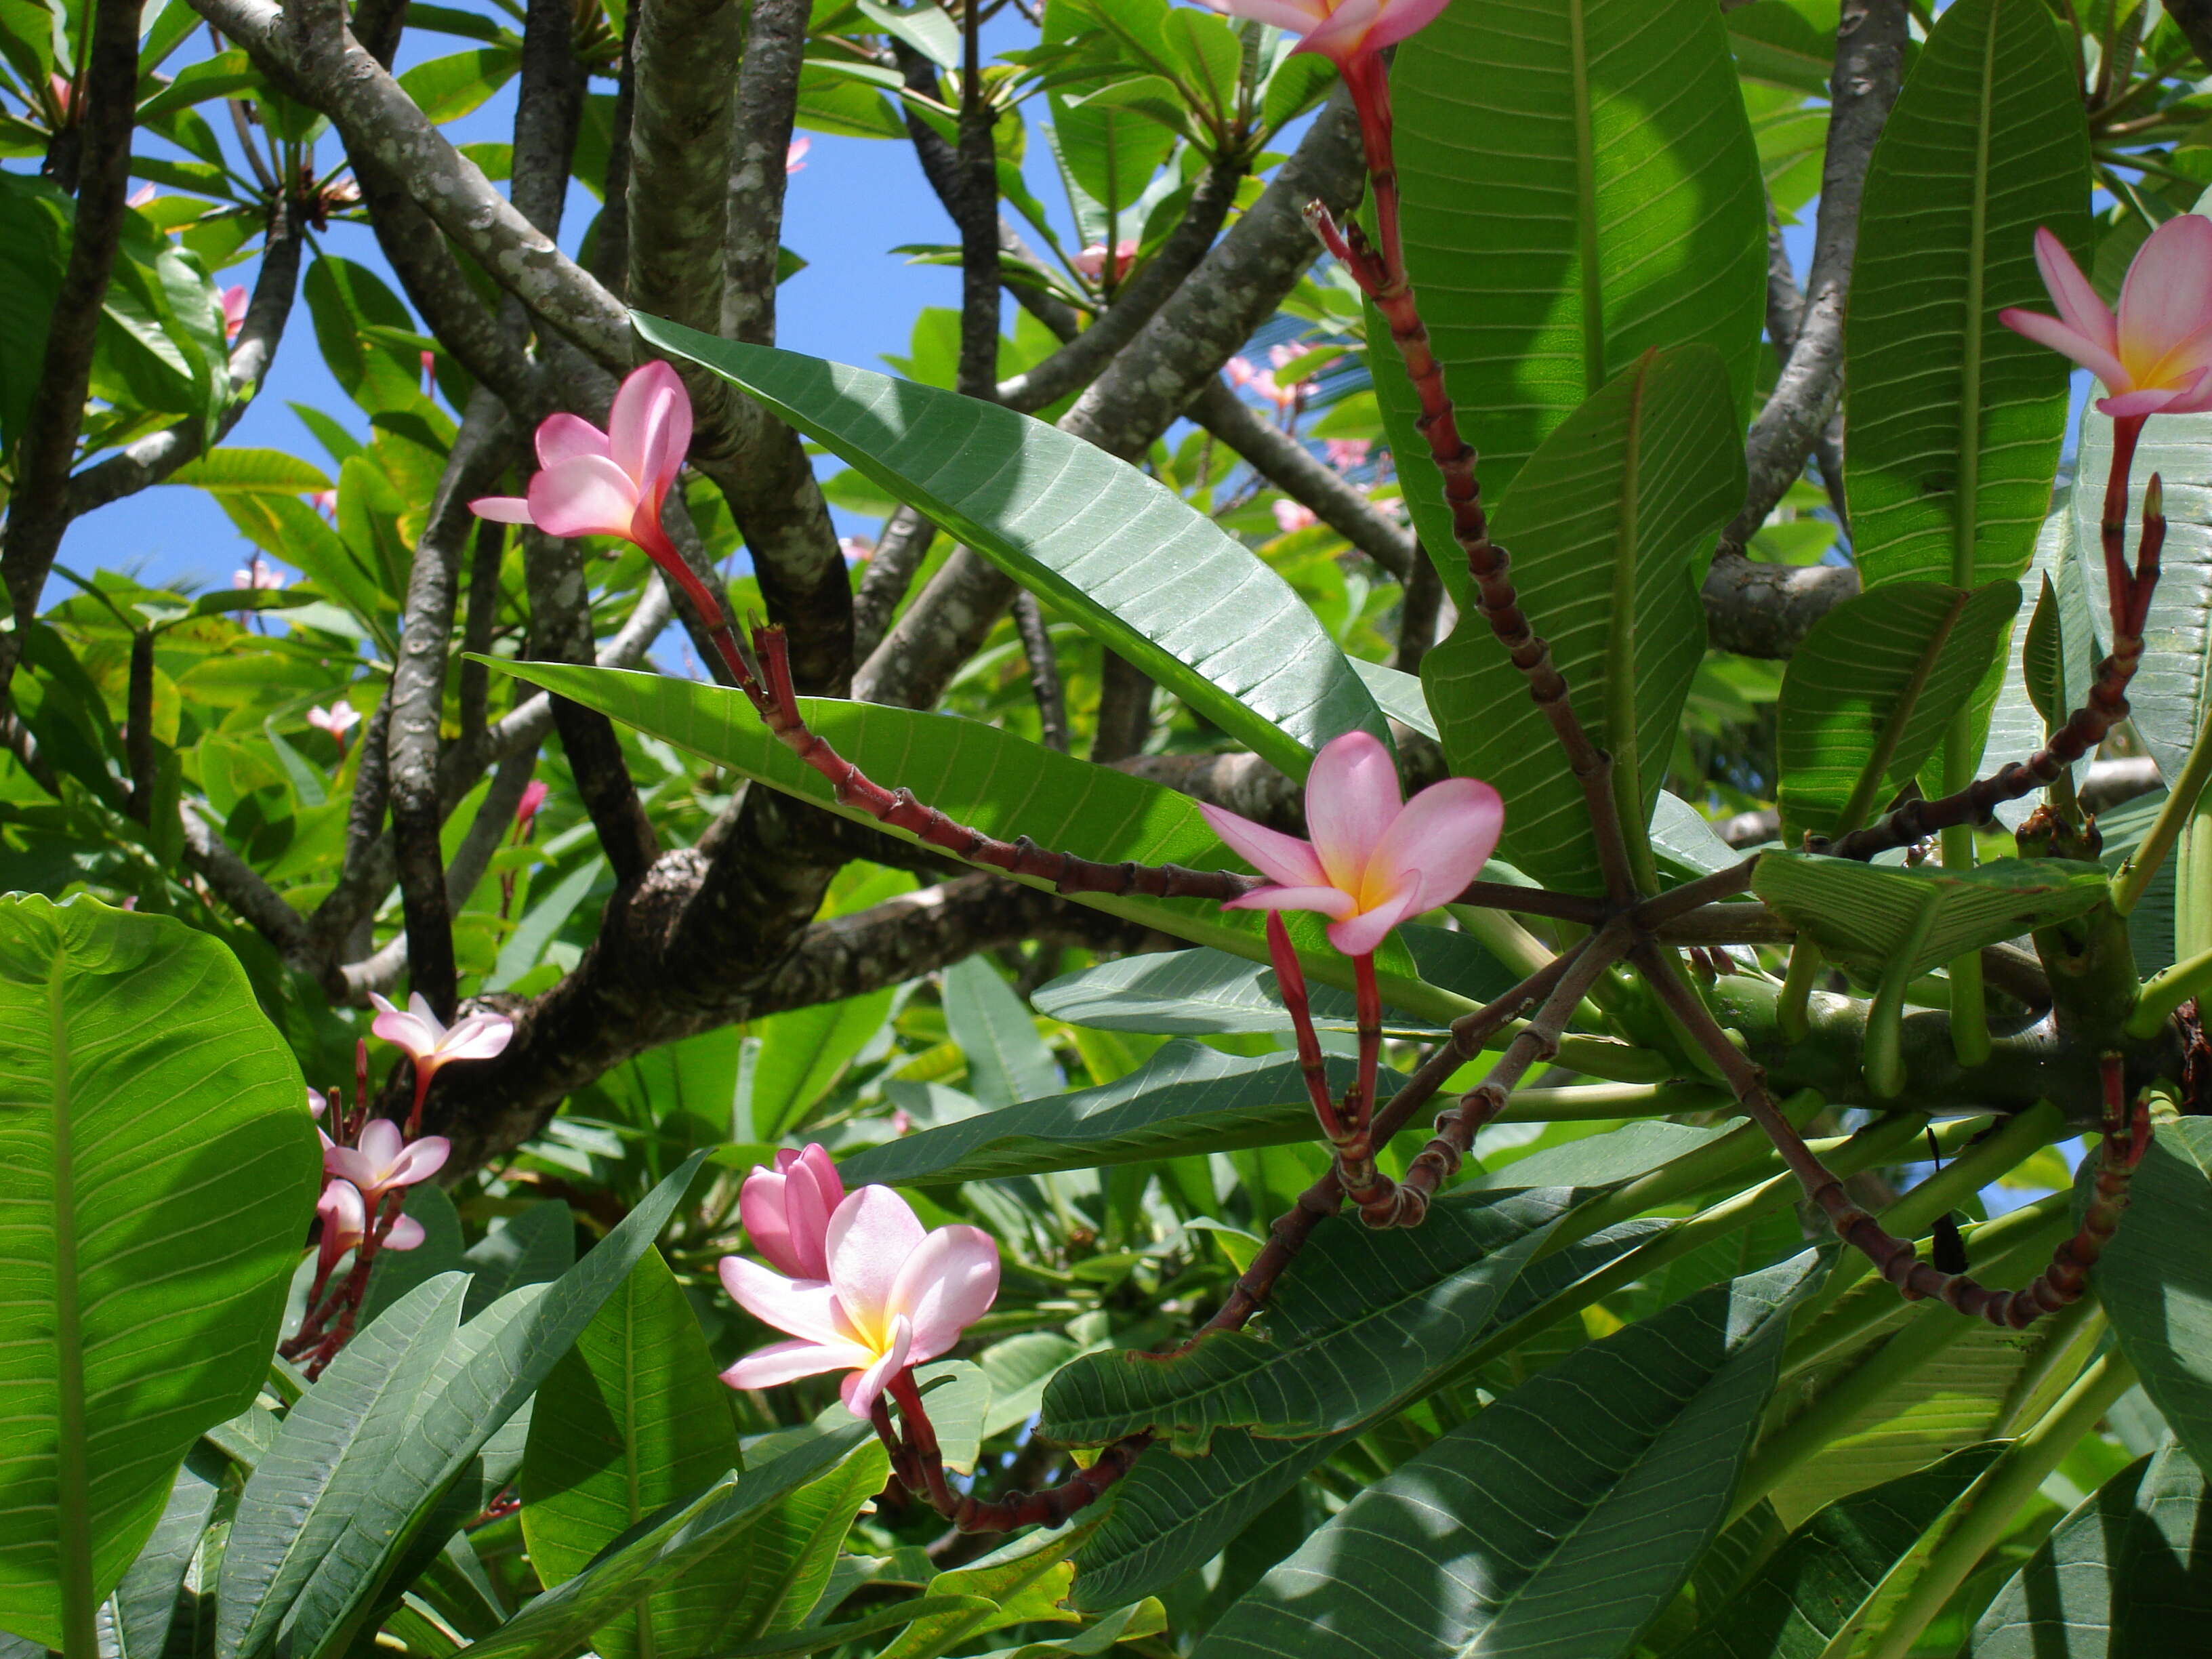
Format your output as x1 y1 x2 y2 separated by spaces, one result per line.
54 951 96 1657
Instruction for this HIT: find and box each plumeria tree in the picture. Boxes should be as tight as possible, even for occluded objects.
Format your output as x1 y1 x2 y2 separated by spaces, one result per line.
13 0 2212 1655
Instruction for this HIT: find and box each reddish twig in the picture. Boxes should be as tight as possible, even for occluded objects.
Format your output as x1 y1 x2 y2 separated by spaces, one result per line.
1267 913 1344 1141
1635 941 2150 1326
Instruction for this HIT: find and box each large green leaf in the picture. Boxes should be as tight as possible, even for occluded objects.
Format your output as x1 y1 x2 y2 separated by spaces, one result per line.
1974 494 2102 827
942 957 1060 1109
2097 1118 2212 1480
1844 0 2089 592
747 991 897 1140
632 315 1386 777
1965 1440 2212 1655
1420 348 1745 893
96 1446 227 1659
0 895 320 1650
480 661 1467 1026
1067 1223 1667 1612
874 1523 1093 1659
709 1439 892 1646
1665 1443 2003 1659
1375 0 1767 604
2072 409 2212 785
1193 1254 1818 1659
1777 581 2024 844
1042 1189 1568 1452
1750 854 2110 978
217 1275 470 1659
271 1153 710 1659
457 1419 876 1659
519 1248 742 1659
839 1040 1386 1189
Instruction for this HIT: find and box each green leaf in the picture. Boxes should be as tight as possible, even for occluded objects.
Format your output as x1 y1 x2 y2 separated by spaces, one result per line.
1726 0 1839 95
395 47 521 125
0 173 69 466
476 661 1473 1029
96 1446 226 1659
1975 492 2102 827
2096 1118 2212 1480
1664 1442 2003 1659
942 957 1059 1109
1965 1440 2212 1655
458 1419 876 1659
1750 853 2110 978
273 1153 710 1659
2072 409 2212 786
1375 0 1767 602
1042 1190 1569 1453
1845 0 2090 592
710 1435 893 1644
746 989 897 1139
0 896 319 1651
486 857 605 994
459 1201 575 1322
1420 347 1746 893
217 1275 470 1659
165 449 334 494
1776 580 2024 844
874 1523 1093 1659
1191 1254 1820 1659
630 316 1388 777
1345 658 1436 739
358 1183 466 1330
838 1040 1387 1189
519 1248 743 1659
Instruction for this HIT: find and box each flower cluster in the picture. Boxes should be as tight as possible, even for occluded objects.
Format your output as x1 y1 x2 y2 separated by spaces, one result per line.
718 1145 1000 1420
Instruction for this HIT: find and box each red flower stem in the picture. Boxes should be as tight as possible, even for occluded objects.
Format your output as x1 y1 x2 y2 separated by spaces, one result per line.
1267 913 1346 1141
1328 951 1387 1193
1636 940 2149 1326
2101 415 2147 637
405 1062 432 1138
1822 475 2165 862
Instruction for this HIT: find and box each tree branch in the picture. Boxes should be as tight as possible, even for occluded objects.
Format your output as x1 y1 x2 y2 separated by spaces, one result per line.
851 505 937 660
0 0 150 690
1701 553 1862 657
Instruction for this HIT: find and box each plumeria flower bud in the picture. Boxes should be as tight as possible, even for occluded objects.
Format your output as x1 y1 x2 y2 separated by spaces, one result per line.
1201 729 1503 957
514 779 549 838
720 1184 1000 1418
307 703 361 744
739 1144 846 1281
322 1122 448 1207
1198 0 1451 73
470 363 691 566
2001 217 2212 417
370 992 516 1084
1073 239 1139 281
221 286 249 343
1273 499 1319 534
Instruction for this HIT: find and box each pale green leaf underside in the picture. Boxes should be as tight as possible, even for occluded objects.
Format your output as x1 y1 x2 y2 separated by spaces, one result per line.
632 314 1385 777
2095 1120 2212 1481
1752 853 2108 979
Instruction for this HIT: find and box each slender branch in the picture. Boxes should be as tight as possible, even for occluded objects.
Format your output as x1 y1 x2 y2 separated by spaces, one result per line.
181 800 318 962
1700 554 1860 659
1719 0 1908 556
850 506 937 660
1010 594 1069 751
718 0 804 344
0 0 149 691
125 630 155 820
457 518 504 751
1394 554 1444 672
954 1 999 404
1089 653 1155 765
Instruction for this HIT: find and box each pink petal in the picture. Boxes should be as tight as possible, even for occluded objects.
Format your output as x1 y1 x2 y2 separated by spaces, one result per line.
827 1185 926 1330
1200 803 1330 889
782 1155 839 1280
470 495 536 525
323 1145 375 1190
839 1314 913 1419
609 361 692 493
385 1213 426 1251
1203 1 1330 32
318 1177 365 1235
1223 884 1360 920
2032 227 2117 353
535 412 611 470
1299 0 1388 59
383 1136 449 1187
369 994 441 1061
1303 731 1402 890
1364 0 1451 50
436 1012 514 1063
356 1119 404 1169
722 1336 871 1391
406 992 446 1040
887 1225 1000 1363
1368 777 1504 914
2118 214 2212 373
2097 385 2202 417
1326 878 1422 958
718 1256 849 1345
800 1143 847 1218
527 454 644 541
2160 364 2212 415
1999 309 2131 392
741 1167 809 1279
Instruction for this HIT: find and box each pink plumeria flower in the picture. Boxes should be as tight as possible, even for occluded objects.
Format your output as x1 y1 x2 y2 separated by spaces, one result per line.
1197 0 1451 70
128 182 156 208
316 1178 426 1282
306 703 361 745
1273 499 1319 534
420 349 437 394
310 489 338 518
786 136 811 173
308 1086 327 1119
1226 356 1258 389
1324 437 1371 470
1248 369 1315 413
839 535 874 563
2001 217 2212 418
370 991 516 1080
740 1144 847 1281
1200 729 1503 957
220 286 249 342
720 1184 1000 1419
470 362 691 567
232 560 286 590
514 779 549 838
1073 239 1139 282
323 1120 449 1207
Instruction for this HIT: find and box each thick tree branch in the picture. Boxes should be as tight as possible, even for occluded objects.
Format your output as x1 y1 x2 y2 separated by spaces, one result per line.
0 0 148 690
1090 653 1155 764
182 800 317 964
65 197 306 517
1702 554 1862 658
1719 0 1905 556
